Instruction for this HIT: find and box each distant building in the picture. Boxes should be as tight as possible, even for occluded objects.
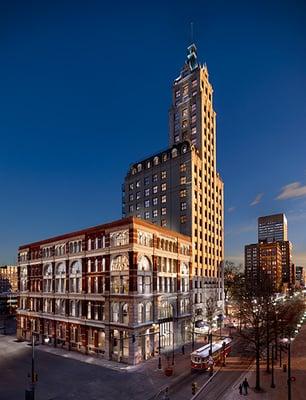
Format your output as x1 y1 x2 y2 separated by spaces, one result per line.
0 265 18 293
295 266 305 287
0 265 18 315
17 217 192 365
245 242 282 292
245 213 294 293
258 213 288 243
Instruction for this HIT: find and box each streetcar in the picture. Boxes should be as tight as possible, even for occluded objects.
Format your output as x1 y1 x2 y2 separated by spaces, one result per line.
190 337 232 371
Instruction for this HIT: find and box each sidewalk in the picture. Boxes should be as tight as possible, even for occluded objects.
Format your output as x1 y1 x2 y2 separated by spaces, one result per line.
221 325 306 400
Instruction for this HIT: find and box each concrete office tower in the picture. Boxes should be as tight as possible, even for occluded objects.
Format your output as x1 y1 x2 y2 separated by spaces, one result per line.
258 213 288 243
123 44 224 321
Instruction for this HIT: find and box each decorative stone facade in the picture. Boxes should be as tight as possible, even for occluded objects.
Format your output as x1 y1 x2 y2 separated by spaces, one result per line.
17 217 192 365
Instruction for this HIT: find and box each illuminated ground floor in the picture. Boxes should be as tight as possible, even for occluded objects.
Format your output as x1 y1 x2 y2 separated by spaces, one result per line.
17 314 191 365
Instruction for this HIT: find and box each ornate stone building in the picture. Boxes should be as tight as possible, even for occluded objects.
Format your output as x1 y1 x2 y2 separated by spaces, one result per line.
17 217 192 365
123 44 224 321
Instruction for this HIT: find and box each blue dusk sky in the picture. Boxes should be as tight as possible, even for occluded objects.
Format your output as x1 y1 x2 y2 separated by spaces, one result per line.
0 0 306 266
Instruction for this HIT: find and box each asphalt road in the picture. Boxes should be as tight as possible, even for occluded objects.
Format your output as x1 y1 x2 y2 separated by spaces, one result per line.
0 335 157 400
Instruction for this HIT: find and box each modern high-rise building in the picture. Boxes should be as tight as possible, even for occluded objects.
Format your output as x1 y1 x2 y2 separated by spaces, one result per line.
245 213 293 292
245 242 282 292
123 44 224 321
258 213 288 243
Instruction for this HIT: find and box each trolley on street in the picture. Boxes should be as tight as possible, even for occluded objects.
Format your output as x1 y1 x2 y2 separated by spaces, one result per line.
190 337 232 371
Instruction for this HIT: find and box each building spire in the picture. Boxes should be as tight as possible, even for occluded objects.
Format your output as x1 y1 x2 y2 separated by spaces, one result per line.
186 22 198 71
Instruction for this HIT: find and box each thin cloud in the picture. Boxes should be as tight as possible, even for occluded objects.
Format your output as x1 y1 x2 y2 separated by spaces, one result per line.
227 206 236 213
250 193 263 206
276 182 306 200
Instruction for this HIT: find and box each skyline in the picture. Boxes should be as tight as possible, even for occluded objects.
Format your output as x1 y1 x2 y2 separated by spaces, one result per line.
1 0 306 266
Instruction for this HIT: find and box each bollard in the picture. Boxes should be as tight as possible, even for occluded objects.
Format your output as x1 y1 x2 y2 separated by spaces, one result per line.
192 382 197 395
283 363 287 372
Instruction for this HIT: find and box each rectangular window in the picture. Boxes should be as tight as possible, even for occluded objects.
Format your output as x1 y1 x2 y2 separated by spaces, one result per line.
136 191 141 199
191 115 196 124
152 174 158 182
180 189 186 198
182 108 188 118
129 194 133 201
180 176 187 185
192 79 197 88
181 202 187 211
153 209 158 218
180 163 186 172
161 195 166 203
191 103 196 112
161 207 166 215
136 203 140 210
182 120 188 129
153 186 158 194
182 85 188 97
145 200 150 208
161 183 167 191
129 205 134 212
191 127 196 135
180 215 187 224
161 219 167 227
145 211 150 219
145 188 150 196
153 197 158 206
136 180 140 187
175 90 180 98
129 183 134 190
144 177 149 185
161 171 167 179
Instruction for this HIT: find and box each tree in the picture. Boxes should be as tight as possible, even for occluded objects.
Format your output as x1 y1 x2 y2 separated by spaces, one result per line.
224 261 243 315
232 275 305 391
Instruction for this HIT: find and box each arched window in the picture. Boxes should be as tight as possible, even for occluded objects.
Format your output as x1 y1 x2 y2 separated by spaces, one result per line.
137 256 152 294
20 266 28 292
171 148 178 158
110 255 129 294
137 256 151 272
121 303 129 324
153 156 159 165
159 302 173 319
111 302 119 322
181 263 189 292
110 230 129 247
145 302 152 322
43 264 53 292
55 262 66 293
138 303 144 324
69 261 82 293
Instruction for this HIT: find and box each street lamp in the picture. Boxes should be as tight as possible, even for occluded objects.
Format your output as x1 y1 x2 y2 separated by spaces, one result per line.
271 344 275 388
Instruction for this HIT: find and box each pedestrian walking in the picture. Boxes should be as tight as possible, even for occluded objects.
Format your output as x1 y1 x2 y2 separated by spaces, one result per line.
242 377 249 395
238 384 242 395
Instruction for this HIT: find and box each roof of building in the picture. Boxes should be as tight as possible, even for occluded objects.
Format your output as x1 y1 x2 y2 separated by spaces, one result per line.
19 216 191 250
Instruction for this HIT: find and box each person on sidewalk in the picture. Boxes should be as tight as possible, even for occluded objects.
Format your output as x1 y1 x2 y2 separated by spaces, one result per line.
239 384 243 395
242 378 249 395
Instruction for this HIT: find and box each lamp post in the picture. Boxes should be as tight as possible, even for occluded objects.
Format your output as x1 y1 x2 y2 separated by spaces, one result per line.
287 340 292 400
271 344 275 388
172 308 175 366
